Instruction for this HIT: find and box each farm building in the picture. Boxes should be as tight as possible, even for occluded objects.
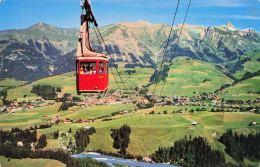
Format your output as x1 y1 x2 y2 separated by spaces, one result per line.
187 126 194 129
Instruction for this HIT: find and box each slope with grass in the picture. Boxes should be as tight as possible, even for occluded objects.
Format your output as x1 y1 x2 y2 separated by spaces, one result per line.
0 78 27 93
0 78 26 87
109 67 155 89
0 102 62 130
0 156 66 167
220 75 260 100
6 66 155 101
0 97 259 165
6 72 76 101
78 107 259 162
233 51 260 79
149 57 233 96
5 59 259 103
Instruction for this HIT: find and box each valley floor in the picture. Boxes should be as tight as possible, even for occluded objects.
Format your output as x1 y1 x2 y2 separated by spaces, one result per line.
0 101 259 166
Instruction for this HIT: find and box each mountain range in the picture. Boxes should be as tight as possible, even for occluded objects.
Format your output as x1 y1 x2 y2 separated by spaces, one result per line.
0 21 259 82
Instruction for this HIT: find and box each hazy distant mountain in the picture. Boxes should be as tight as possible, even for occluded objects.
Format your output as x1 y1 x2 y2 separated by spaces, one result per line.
0 21 259 81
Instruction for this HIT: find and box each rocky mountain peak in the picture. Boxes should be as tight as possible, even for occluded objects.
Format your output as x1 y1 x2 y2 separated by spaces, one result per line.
120 21 156 28
242 28 258 33
225 22 234 27
217 22 238 31
28 22 56 31
225 22 238 30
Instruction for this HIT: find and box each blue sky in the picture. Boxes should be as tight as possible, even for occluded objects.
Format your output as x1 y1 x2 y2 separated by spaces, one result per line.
0 0 260 31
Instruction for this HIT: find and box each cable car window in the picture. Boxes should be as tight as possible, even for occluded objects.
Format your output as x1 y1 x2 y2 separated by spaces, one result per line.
99 62 103 74
104 62 108 74
106 62 108 74
76 62 79 75
80 62 97 74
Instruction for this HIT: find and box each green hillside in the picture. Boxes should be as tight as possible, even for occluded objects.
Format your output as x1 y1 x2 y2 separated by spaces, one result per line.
5 56 260 102
6 66 155 101
233 51 260 79
0 78 26 87
109 67 155 89
0 156 66 167
149 57 233 96
220 75 260 100
0 101 259 165
6 72 75 101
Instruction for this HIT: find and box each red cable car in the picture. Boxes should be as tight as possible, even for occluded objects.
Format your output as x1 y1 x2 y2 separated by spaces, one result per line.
76 0 109 95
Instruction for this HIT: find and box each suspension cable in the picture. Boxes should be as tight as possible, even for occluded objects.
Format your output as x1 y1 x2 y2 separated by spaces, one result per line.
95 27 128 91
150 0 192 125
158 0 192 98
92 25 121 90
92 30 106 45
149 0 183 124
152 0 181 95
92 24 134 115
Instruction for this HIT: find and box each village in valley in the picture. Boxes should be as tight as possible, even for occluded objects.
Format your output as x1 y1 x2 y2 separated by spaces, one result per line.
1 84 259 126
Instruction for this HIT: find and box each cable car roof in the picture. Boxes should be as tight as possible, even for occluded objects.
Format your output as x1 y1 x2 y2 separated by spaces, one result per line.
76 56 108 61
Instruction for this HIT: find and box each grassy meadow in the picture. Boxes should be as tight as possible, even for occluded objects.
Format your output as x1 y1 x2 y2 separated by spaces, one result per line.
221 75 260 100
1 100 259 164
233 51 260 79
5 67 154 101
109 67 155 89
148 57 234 96
0 78 26 87
0 156 66 167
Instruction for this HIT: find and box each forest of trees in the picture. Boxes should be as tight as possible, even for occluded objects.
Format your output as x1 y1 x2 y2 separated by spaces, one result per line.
218 129 260 162
0 128 79 166
60 102 77 111
31 85 56 100
28 123 53 130
111 124 131 155
0 89 12 106
74 127 96 153
35 134 47 149
0 129 37 149
93 149 135 160
0 128 47 150
149 65 169 83
137 101 154 109
38 123 53 129
151 136 227 167
0 144 79 167
237 70 260 83
0 128 112 166
57 93 81 111
216 70 260 93
77 157 109 167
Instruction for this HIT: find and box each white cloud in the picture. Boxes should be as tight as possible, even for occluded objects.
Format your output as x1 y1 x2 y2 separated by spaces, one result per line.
193 0 247 7
93 0 179 8
211 15 260 20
